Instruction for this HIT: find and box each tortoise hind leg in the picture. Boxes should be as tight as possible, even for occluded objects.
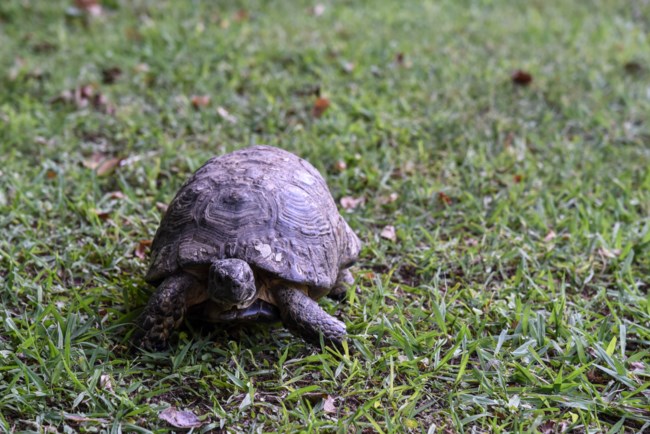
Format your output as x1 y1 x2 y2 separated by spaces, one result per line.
274 287 346 348
133 273 197 350
327 268 354 301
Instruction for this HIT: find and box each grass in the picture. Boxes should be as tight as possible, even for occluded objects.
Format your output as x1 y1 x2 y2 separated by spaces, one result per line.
1 0 649 432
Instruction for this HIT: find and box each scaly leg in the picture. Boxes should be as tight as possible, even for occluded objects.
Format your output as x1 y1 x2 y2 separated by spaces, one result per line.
133 273 197 350
275 287 346 348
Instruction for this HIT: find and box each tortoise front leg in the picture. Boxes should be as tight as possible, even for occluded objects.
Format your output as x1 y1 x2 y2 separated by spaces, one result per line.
133 273 197 350
274 287 346 348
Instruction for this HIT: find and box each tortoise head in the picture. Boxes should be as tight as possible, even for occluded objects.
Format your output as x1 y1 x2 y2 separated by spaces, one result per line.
208 258 257 309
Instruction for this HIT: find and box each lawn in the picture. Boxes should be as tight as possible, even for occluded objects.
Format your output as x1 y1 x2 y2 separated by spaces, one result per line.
1 0 649 432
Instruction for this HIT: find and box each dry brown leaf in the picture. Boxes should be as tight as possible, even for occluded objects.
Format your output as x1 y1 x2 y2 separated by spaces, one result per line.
159 407 202 429
96 157 123 176
340 196 364 210
92 209 110 221
234 9 249 21
511 70 533 86
51 84 113 114
323 395 336 414
82 153 104 170
587 368 608 384
438 192 453 205
191 95 210 109
380 225 397 242
101 66 122 84
135 239 152 260
312 97 330 118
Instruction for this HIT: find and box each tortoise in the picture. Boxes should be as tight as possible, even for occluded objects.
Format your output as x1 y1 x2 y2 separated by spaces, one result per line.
134 145 361 350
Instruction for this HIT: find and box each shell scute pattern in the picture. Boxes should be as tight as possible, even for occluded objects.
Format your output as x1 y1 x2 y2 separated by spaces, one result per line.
146 146 360 289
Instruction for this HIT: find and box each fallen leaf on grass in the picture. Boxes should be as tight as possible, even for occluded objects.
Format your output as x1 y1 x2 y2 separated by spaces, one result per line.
101 66 122 84
191 95 210 109
51 84 114 114
312 97 330 118
586 368 608 384
438 192 453 205
92 209 110 221
538 420 569 434
82 153 104 170
340 196 364 210
159 407 202 429
135 239 152 260
106 191 125 200
323 395 336 414
380 225 397 242
64 413 109 424
629 361 645 371
302 392 336 413
234 9 249 21
394 52 412 68
511 70 533 86
96 157 123 176
99 374 114 392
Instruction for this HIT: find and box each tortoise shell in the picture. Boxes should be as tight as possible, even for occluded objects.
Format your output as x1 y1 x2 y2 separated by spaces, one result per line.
145 145 360 290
